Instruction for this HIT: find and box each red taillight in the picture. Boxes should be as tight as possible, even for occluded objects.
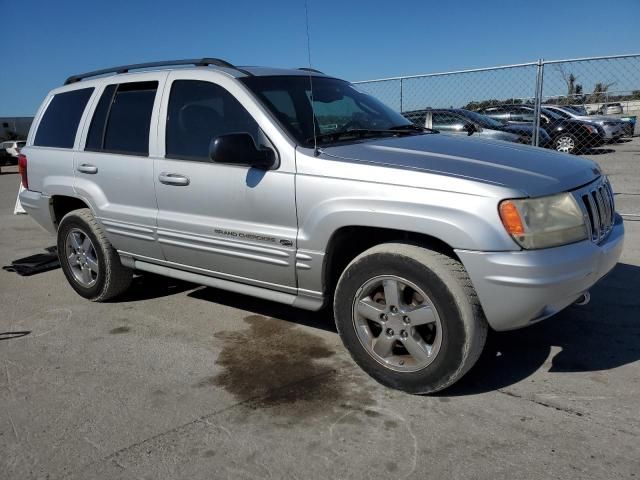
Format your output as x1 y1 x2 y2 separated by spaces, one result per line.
18 153 28 189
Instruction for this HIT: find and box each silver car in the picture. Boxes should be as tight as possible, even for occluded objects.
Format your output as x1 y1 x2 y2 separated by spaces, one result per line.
598 103 623 115
546 105 625 141
19 59 624 394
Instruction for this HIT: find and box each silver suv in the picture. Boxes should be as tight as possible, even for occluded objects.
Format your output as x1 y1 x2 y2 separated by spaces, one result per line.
19 58 624 393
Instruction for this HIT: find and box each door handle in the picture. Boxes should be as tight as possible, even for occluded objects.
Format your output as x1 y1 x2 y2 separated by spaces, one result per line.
77 163 98 174
158 172 190 186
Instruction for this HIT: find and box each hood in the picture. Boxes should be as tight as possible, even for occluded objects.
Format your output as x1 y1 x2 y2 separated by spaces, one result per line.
320 134 601 197
576 115 623 123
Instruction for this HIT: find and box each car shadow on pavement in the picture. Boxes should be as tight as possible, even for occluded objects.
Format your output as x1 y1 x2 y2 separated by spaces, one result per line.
110 273 196 302
187 287 337 333
583 148 616 155
126 262 640 395
444 262 640 396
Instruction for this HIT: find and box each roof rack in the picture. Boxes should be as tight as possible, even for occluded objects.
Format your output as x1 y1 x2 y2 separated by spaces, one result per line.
298 67 324 74
64 58 253 85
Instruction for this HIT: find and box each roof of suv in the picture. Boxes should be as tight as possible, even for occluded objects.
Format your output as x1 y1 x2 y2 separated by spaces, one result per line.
64 58 327 86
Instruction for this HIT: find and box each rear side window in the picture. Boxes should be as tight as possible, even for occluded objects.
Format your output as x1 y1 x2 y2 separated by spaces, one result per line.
85 81 158 155
34 88 94 148
166 80 260 161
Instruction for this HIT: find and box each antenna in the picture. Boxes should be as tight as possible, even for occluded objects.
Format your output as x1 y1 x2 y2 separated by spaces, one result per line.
304 0 319 156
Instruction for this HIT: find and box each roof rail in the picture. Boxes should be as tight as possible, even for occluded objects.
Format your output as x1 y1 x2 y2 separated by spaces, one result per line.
298 67 324 74
64 58 253 85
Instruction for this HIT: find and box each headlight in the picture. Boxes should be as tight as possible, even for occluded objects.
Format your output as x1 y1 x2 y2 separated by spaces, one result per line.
499 193 588 249
581 124 599 134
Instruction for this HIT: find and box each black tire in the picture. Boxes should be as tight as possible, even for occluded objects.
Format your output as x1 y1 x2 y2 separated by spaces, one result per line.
553 133 579 154
57 208 132 301
333 243 487 394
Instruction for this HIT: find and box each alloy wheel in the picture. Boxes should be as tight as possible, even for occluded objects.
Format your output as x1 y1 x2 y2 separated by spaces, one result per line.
555 135 575 153
352 275 442 372
65 228 99 287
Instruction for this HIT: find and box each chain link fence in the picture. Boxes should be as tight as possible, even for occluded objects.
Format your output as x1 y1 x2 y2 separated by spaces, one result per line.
355 54 640 153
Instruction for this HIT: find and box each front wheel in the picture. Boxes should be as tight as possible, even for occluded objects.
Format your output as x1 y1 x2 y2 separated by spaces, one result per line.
333 243 487 394
554 133 578 154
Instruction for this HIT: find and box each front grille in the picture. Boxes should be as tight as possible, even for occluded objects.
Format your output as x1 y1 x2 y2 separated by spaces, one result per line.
576 177 615 243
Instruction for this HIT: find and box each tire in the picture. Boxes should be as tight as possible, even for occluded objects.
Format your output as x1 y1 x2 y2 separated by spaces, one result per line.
553 133 578 154
333 243 487 394
57 208 132 301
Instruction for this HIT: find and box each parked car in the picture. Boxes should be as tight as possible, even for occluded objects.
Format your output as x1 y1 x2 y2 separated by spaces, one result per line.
545 105 625 142
598 103 623 115
404 108 551 146
19 58 624 394
477 104 605 154
0 140 26 165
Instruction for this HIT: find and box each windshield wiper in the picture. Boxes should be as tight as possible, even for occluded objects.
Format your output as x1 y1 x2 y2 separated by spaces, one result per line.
389 124 438 133
308 126 434 144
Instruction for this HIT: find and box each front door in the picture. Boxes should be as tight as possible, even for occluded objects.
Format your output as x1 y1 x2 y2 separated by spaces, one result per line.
154 74 298 291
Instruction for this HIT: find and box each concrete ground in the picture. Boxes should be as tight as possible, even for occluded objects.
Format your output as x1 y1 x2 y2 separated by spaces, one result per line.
1 139 639 480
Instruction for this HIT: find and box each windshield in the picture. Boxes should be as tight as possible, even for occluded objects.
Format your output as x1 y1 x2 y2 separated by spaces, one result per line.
240 76 413 146
540 108 562 120
549 107 572 119
455 109 505 129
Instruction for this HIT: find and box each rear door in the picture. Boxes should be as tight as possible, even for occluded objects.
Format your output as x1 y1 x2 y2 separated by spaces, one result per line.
153 71 298 290
74 73 166 259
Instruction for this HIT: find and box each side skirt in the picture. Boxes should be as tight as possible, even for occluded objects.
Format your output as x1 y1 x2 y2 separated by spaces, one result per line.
119 254 325 311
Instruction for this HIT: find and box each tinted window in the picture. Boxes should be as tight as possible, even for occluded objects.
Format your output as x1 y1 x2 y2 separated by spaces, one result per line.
103 82 157 155
34 88 94 148
85 84 117 150
166 80 260 161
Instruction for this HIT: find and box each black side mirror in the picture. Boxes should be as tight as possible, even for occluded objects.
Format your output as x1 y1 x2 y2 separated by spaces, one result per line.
463 122 477 136
209 133 276 169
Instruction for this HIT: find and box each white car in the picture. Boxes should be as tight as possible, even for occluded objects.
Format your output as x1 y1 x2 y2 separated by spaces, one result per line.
1 140 26 165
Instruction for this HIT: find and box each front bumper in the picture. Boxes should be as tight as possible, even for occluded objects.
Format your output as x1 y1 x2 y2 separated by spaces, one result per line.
19 189 56 234
602 124 625 140
456 215 624 331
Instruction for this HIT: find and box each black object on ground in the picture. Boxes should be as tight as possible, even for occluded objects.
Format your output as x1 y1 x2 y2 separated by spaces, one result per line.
2 246 60 276
0 331 31 341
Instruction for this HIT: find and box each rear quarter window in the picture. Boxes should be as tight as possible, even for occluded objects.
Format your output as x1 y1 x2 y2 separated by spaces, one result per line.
34 88 94 148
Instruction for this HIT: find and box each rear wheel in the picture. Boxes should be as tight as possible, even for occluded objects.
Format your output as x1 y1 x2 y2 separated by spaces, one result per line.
554 133 578 154
57 208 132 301
333 243 487 394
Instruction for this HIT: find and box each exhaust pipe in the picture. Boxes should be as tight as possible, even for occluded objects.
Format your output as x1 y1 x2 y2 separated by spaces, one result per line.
574 291 591 306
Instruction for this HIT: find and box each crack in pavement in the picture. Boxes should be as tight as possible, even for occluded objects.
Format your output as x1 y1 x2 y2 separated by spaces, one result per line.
61 367 340 479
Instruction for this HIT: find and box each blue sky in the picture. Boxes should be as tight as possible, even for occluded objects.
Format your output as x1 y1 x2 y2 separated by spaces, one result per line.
2 0 639 116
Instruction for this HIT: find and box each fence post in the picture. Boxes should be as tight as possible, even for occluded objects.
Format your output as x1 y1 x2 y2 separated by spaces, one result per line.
400 78 404 113
532 58 545 147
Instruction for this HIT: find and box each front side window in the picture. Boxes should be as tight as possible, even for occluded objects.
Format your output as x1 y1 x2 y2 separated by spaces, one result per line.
85 81 158 155
34 87 94 148
457 110 504 129
241 76 413 146
166 80 260 161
